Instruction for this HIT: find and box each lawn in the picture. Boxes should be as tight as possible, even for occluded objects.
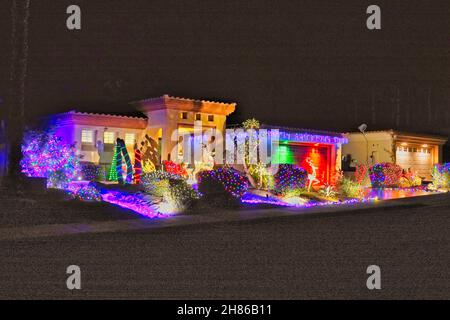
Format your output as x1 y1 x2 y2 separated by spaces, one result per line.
0 188 140 228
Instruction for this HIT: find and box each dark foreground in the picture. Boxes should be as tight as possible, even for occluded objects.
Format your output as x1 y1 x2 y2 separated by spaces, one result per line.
0 193 449 299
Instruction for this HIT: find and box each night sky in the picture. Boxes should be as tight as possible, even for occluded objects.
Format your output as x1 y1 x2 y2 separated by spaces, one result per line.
0 0 449 135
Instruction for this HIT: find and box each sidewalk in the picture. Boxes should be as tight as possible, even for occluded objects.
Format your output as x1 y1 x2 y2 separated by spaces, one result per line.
2 193 445 241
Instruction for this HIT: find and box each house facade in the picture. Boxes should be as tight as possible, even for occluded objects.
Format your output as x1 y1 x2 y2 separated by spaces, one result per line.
342 130 448 179
47 95 347 184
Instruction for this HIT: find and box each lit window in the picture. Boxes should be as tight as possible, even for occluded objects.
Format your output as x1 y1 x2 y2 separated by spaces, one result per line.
81 130 93 144
195 113 201 121
207 115 214 122
103 132 115 144
125 133 136 146
180 112 188 120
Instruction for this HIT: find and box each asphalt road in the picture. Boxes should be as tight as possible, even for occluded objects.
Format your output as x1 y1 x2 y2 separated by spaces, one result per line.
1 193 449 299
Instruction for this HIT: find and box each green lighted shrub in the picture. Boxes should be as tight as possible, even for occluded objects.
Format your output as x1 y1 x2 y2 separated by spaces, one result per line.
430 163 450 190
248 163 273 190
337 176 364 199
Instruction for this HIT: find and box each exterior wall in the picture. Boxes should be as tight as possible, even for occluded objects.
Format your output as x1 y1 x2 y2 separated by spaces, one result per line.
343 130 447 179
145 108 227 163
71 125 145 164
342 131 394 167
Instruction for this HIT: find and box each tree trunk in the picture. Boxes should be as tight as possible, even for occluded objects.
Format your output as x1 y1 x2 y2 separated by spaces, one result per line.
5 0 30 188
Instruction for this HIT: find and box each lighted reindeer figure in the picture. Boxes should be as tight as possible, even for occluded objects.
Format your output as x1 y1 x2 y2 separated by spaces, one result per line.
306 158 320 192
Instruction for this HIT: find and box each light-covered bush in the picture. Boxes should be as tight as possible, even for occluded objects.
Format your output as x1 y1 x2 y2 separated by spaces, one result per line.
21 129 81 189
74 185 102 202
273 164 308 195
142 171 199 213
369 163 403 188
197 167 249 201
430 163 450 190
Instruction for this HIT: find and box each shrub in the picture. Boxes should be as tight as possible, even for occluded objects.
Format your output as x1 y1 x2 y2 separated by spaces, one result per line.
430 163 450 190
162 160 188 177
74 184 102 202
318 184 338 199
369 163 403 188
21 129 81 189
197 167 249 200
337 176 364 199
248 163 273 190
273 164 308 195
399 170 422 188
142 171 198 213
355 164 369 185
80 162 104 181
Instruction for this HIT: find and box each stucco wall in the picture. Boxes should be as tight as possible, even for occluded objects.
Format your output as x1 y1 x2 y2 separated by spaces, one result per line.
145 108 227 163
342 132 394 167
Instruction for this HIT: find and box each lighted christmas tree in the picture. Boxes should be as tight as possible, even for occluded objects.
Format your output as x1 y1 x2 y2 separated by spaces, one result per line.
108 144 119 181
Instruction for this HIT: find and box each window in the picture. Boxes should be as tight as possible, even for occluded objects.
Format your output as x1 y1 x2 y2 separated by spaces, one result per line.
180 112 188 120
81 130 93 144
103 131 115 144
195 113 201 121
207 114 214 122
125 133 136 146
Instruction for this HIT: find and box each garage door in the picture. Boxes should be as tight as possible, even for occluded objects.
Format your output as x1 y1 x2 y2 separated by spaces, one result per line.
275 143 330 183
396 146 433 179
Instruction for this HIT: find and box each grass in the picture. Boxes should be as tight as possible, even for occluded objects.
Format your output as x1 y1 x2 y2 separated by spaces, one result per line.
0 188 140 228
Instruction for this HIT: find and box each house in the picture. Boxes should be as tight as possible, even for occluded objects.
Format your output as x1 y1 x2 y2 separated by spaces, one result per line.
48 95 235 174
342 130 448 179
45 95 348 184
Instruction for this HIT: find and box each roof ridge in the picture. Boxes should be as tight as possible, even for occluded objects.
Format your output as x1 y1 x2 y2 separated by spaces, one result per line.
133 94 236 106
66 110 147 120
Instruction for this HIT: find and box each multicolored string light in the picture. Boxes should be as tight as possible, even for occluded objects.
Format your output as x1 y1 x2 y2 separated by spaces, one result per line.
197 167 249 198
134 148 142 184
20 129 80 188
273 164 308 195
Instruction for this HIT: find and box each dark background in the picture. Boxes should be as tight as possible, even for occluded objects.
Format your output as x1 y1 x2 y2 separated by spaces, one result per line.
0 1 449 137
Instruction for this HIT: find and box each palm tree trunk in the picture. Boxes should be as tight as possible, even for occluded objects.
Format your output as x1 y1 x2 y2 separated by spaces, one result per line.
6 0 30 186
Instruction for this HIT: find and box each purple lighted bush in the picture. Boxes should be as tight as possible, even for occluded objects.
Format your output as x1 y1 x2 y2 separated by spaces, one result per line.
273 164 308 195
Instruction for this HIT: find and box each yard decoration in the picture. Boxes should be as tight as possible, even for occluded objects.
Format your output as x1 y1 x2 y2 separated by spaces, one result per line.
337 175 364 199
115 141 124 184
163 160 188 177
133 146 142 184
197 167 249 199
399 169 422 188
306 157 320 192
74 184 102 202
21 129 81 189
142 159 156 174
141 171 199 213
369 163 403 188
119 139 133 184
429 163 450 191
81 162 103 181
108 145 119 181
273 164 308 196
111 138 133 184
